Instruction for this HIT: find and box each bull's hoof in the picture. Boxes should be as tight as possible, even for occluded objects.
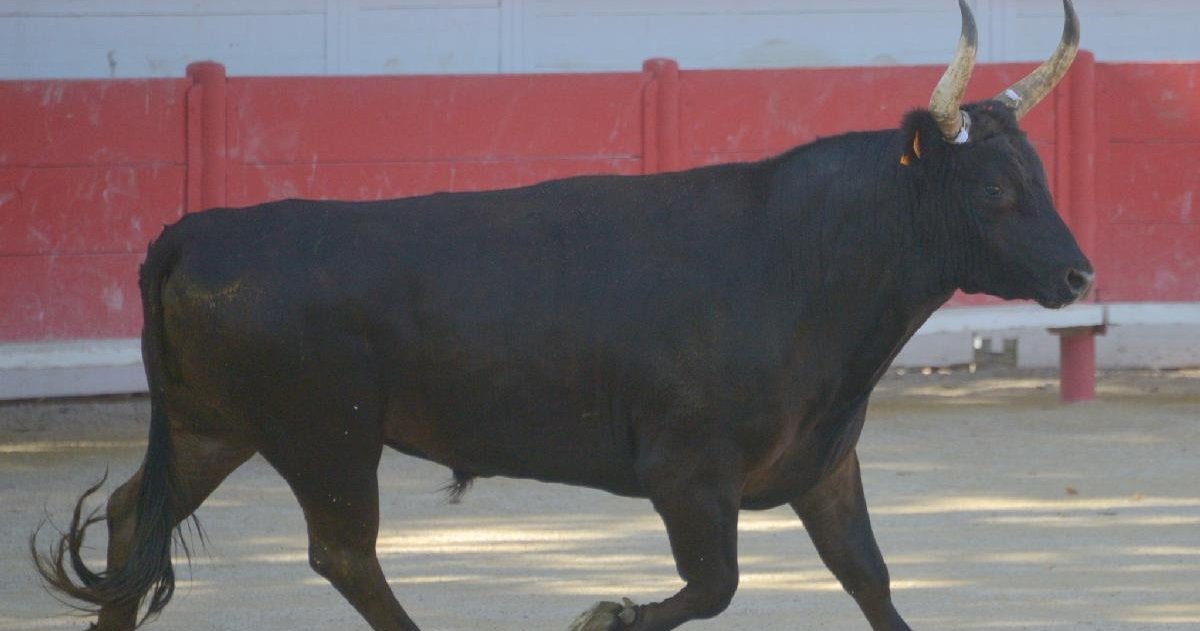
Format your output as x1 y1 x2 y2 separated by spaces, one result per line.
566 597 638 631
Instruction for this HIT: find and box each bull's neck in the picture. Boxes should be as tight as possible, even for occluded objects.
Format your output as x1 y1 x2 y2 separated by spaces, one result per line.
764 130 958 345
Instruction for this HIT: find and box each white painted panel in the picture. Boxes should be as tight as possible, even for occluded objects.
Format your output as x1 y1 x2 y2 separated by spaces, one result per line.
0 12 328 78
519 0 970 71
358 0 497 7
0 0 324 17
1001 0 1200 62
527 0 952 16
3 0 1200 79
343 5 501 74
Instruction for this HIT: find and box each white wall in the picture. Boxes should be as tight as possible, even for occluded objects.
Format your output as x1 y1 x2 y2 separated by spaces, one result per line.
2 0 1199 79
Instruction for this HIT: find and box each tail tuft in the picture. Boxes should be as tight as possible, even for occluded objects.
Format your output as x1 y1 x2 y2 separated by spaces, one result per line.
440 470 476 504
30 474 109 613
30 470 176 625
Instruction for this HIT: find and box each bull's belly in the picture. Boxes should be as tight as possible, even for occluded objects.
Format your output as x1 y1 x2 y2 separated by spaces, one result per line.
736 399 871 510
379 398 647 498
738 460 830 510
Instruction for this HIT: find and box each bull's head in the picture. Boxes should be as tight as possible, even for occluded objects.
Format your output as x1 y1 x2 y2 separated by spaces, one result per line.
903 0 1093 308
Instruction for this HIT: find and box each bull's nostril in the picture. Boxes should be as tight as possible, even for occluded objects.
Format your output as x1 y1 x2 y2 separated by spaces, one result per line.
1066 269 1094 296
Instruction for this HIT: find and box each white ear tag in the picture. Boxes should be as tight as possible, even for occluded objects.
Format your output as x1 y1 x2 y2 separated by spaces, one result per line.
951 111 971 144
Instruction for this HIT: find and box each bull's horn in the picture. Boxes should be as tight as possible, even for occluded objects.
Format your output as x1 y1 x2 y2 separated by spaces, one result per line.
929 0 978 143
994 0 1080 119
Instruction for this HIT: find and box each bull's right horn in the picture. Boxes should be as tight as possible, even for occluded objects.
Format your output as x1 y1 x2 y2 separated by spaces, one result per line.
994 0 1080 120
929 0 978 144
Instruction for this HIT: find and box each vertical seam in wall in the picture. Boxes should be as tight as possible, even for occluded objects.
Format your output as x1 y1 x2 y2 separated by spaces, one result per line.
498 0 507 73
979 0 994 63
499 0 523 73
988 0 1007 62
325 0 342 74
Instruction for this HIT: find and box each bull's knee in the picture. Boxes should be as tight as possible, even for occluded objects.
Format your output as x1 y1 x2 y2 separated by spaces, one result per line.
309 542 374 587
308 542 349 582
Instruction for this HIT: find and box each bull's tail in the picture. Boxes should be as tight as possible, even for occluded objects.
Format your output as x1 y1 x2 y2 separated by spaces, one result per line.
31 228 189 627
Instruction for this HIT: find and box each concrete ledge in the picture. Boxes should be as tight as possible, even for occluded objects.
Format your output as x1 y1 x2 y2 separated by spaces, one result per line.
3 302 1199 400
918 304 1106 335
1106 302 1200 326
0 338 142 370
0 365 148 400
0 338 144 400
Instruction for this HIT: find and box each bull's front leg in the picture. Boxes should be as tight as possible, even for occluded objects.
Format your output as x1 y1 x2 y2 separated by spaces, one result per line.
791 450 911 631
568 436 743 631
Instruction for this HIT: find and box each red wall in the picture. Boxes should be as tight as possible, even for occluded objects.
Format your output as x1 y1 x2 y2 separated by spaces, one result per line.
1095 64 1200 301
2 56 1197 342
224 72 648 206
1 79 188 340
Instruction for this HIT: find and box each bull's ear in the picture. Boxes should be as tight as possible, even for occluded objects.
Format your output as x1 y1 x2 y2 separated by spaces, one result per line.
899 109 948 167
899 130 923 166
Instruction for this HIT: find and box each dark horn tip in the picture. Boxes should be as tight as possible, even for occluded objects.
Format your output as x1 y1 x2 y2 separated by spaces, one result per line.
1062 0 1081 46
959 0 978 46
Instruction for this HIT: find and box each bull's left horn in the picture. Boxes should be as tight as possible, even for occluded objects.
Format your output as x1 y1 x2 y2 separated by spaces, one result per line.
929 0 978 143
926 0 974 142
994 0 1080 119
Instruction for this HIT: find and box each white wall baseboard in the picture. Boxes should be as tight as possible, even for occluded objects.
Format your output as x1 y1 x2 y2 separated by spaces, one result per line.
917 304 1106 335
0 338 145 400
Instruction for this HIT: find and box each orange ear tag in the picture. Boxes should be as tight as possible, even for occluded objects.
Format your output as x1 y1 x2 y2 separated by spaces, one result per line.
900 130 922 166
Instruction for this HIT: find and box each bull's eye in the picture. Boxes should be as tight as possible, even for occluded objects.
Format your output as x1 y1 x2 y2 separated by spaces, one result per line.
984 184 1004 198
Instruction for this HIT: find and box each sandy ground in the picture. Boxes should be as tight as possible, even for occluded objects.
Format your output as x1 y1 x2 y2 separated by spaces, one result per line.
1 368 1198 631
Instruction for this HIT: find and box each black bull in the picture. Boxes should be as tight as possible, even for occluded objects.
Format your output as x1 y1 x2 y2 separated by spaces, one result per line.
33 4 1093 630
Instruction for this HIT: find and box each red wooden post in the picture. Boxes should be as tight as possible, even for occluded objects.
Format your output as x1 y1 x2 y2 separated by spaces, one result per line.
642 58 681 174
186 61 228 212
1054 51 1100 403
642 76 659 174
1070 51 1098 262
1056 326 1102 402
1054 63 1073 226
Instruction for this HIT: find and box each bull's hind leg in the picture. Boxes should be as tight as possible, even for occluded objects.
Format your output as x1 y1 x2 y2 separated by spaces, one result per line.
260 422 418 631
95 428 254 630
